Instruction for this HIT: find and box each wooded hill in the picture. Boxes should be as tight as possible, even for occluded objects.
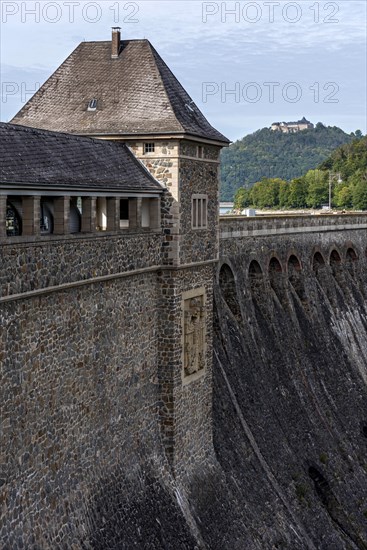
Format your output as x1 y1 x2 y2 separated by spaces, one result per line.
233 135 367 210
221 123 356 201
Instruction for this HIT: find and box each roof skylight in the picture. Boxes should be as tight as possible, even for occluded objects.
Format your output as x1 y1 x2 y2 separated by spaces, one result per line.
87 99 98 112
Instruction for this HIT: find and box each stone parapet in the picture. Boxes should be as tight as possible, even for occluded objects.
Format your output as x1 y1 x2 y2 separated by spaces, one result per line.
220 213 367 240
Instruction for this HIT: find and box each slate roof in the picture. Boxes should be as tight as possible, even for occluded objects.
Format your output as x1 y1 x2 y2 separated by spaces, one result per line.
0 123 163 193
11 39 229 144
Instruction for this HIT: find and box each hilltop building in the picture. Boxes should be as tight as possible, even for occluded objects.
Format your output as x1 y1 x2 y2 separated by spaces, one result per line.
271 117 314 133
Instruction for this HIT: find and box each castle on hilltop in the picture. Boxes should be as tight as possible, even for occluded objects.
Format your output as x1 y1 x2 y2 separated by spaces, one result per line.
271 116 314 133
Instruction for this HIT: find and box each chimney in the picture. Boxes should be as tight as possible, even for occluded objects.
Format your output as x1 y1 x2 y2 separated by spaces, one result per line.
111 27 121 59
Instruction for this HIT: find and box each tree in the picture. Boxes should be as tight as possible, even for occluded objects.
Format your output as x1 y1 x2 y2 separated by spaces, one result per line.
334 183 352 208
288 177 308 208
351 170 367 209
249 178 280 208
234 187 251 210
278 180 290 208
305 170 328 208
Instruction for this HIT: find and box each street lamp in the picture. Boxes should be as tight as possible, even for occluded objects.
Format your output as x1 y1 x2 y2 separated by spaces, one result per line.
329 171 342 209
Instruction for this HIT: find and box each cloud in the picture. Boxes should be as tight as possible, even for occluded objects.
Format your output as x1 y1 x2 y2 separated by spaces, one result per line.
1 0 365 135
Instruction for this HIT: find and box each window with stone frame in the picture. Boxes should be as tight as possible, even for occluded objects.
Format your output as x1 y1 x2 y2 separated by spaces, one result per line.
192 194 208 229
144 142 155 154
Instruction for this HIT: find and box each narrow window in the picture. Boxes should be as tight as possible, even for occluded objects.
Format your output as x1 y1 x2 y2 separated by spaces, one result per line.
192 194 208 229
197 145 203 158
144 143 155 154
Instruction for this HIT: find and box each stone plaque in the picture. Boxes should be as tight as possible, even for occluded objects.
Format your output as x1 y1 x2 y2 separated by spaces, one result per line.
182 288 206 381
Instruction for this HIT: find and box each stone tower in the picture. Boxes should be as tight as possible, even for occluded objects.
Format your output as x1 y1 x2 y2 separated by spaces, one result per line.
11 28 229 477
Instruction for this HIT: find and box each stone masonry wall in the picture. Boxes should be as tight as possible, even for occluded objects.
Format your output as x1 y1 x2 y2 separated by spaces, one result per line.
179 155 220 265
128 139 221 266
129 140 180 266
0 231 162 297
1 272 164 548
157 264 215 480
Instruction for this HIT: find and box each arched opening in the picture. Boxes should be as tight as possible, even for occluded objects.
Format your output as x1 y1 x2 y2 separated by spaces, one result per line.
269 257 286 305
330 249 342 266
288 254 306 304
219 263 241 320
288 255 301 272
6 200 22 236
312 252 325 274
346 248 358 262
329 249 347 293
312 250 336 304
269 257 282 274
346 247 358 278
248 260 264 301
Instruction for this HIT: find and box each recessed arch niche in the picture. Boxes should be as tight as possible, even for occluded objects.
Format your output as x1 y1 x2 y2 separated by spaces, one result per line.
288 254 306 303
312 251 326 274
248 260 264 300
269 257 285 305
330 249 342 266
346 247 358 262
346 247 358 278
219 263 241 320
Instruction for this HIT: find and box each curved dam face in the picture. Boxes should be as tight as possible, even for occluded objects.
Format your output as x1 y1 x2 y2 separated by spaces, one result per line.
210 217 367 549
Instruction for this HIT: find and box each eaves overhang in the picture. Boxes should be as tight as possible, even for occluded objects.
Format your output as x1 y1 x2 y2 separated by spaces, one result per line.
0 184 163 197
77 131 230 147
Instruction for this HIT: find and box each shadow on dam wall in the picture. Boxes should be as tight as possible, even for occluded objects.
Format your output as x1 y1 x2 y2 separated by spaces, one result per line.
207 248 367 549
65 246 367 549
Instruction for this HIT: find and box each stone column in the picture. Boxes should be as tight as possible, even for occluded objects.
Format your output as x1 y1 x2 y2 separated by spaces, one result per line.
22 196 40 236
0 195 7 237
129 197 142 229
106 197 120 231
149 197 161 229
54 196 70 235
81 197 97 233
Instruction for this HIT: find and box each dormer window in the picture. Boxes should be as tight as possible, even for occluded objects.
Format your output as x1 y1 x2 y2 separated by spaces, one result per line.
144 143 155 154
87 99 98 111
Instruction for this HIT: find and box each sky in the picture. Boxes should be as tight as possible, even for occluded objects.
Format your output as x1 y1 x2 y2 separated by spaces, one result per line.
0 0 366 142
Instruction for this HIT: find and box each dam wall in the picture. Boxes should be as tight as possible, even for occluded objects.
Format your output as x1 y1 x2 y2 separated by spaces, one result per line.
2 213 367 548
211 213 367 548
